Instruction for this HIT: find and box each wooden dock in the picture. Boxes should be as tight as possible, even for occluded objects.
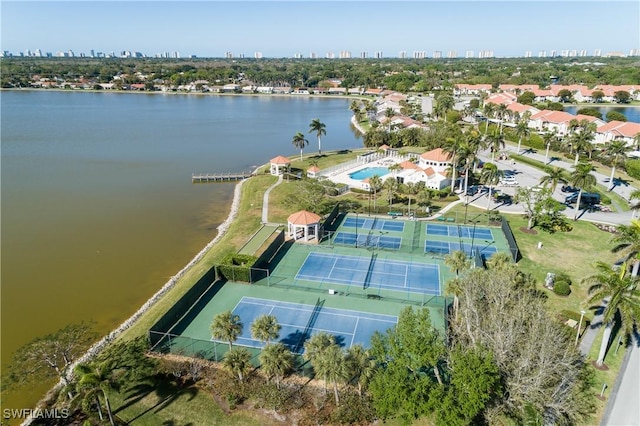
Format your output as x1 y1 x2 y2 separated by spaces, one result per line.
192 172 253 182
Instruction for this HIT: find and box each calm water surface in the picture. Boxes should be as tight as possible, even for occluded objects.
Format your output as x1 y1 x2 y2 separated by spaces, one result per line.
564 105 640 123
1 90 360 415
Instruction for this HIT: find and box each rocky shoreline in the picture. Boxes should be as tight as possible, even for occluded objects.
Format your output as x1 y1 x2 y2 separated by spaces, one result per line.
23 179 247 425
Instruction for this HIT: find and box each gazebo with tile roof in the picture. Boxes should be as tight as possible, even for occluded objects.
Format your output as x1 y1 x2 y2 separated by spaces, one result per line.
270 155 291 176
307 165 321 178
287 210 322 242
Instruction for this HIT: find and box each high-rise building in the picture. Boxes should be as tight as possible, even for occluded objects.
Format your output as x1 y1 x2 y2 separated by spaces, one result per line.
399 50 407 59
326 51 335 59
629 49 640 57
550 50 557 57
538 50 547 57
412 51 426 59
309 52 317 59
447 51 457 58
225 51 233 59
593 49 602 57
524 51 532 58
294 53 303 59
560 50 569 57
465 51 474 58
360 51 368 59
579 49 587 57
339 51 352 59
374 51 383 59
254 51 262 59
569 49 577 57
433 50 442 58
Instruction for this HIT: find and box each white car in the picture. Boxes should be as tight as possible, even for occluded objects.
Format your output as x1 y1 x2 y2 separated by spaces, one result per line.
499 177 519 186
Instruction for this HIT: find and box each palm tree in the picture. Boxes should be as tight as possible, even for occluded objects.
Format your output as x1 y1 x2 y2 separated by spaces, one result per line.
211 310 243 350
485 127 505 161
604 139 629 190
314 343 348 404
583 261 640 366
369 174 383 212
444 250 471 277
259 342 293 388
344 344 376 396
291 131 309 161
611 219 640 276
442 136 463 193
223 347 252 382
483 102 496 133
569 162 597 220
404 181 424 214
416 188 433 213
539 166 567 194
73 362 116 425
250 314 281 346
309 118 326 155
496 103 508 134
514 117 531 154
349 100 360 114
480 163 503 211
485 252 514 270
569 120 596 165
445 277 464 321
384 108 395 131
303 332 335 394
542 130 557 164
383 176 399 205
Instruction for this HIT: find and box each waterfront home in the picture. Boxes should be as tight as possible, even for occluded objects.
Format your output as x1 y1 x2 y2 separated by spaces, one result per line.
528 110 606 135
594 121 640 146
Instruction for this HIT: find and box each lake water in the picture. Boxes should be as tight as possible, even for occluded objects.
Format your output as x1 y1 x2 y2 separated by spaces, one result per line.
564 105 640 123
0 90 360 416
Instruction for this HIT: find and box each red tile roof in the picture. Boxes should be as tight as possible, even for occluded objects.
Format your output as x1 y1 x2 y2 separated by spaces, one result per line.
420 148 452 163
288 210 321 225
270 155 291 164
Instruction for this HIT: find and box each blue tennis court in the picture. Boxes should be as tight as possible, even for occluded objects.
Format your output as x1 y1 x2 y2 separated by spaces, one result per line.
426 223 494 240
333 232 402 250
227 297 398 352
425 240 498 257
342 217 405 232
295 252 441 295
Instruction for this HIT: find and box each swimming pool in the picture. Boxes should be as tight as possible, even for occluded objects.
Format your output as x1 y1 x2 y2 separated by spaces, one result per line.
349 167 390 180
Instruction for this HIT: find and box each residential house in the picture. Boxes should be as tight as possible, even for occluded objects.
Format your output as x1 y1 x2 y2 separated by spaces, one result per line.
594 121 640 146
454 84 492 96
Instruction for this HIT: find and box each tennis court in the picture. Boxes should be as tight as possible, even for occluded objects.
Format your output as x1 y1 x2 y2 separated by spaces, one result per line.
342 217 405 232
425 240 498 257
333 231 402 250
295 252 441 295
426 223 494 240
227 296 398 353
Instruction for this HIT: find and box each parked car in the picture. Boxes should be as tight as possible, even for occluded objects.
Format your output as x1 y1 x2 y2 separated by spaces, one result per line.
499 177 519 186
565 192 600 206
561 185 579 193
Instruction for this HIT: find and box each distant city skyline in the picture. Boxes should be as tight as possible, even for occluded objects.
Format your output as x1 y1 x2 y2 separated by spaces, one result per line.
2 1 639 58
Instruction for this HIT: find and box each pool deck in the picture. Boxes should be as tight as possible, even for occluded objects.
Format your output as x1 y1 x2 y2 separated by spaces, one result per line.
328 158 402 190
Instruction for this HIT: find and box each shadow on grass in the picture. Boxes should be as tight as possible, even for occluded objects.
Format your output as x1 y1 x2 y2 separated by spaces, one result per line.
115 377 199 423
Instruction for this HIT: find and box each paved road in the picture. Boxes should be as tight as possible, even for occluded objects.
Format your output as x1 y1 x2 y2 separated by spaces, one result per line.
604 340 640 426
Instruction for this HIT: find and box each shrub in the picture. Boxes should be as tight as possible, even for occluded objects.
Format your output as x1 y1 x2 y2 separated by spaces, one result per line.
553 280 571 296
554 272 573 286
624 159 640 180
217 253 257 282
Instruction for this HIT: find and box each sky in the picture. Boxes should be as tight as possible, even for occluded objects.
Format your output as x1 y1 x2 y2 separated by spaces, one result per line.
1 1 639 58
